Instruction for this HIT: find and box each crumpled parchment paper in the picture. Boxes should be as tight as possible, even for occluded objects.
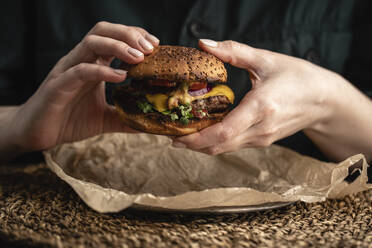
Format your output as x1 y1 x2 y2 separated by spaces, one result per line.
44 133 371 213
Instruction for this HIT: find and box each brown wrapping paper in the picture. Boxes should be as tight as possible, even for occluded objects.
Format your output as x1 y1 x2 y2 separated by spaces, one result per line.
44 133 371 213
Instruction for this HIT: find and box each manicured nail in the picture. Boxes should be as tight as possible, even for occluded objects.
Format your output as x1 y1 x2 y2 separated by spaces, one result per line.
114 69 127 75
172 142 186 148
200 39 218 48
139 37 154 51
128 47 144 58
145 33 160 45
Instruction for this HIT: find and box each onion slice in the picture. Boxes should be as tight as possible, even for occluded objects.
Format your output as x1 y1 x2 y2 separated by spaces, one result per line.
188 84 212 96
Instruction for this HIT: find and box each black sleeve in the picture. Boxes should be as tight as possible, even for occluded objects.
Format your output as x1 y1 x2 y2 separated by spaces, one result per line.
344 1 372 96
0 1 35 105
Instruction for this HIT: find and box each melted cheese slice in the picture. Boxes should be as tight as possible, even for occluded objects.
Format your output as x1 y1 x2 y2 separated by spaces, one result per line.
145 93 169 112
146 85 234 112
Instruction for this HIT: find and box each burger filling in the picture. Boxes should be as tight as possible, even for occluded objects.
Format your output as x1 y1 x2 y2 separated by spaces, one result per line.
116 79 234 125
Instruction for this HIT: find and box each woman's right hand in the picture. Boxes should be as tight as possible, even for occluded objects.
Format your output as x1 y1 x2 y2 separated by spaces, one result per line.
1 21 159 158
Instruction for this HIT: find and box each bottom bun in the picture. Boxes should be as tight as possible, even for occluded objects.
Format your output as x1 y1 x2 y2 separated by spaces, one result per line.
114 102 228 136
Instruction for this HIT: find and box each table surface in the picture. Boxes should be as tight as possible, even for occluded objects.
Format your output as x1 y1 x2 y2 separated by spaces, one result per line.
0 163 371 248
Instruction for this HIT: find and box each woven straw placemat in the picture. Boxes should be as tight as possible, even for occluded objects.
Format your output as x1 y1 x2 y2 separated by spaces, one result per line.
0 163 371 248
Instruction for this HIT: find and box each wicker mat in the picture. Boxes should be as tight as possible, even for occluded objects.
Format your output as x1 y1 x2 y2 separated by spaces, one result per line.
0 163 371 248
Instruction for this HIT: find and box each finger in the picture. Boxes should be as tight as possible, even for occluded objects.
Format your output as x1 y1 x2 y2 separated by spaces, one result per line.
89 21 159 55
198 39 273 78
83 35 145 64
60 34 145 72
174 94 261 150
59 22 160 72
133 27 160 47
197 128 273 156
238 120 284 148
186 118 280 155
197 135 248 156
51 63 127 94
190 120 279 155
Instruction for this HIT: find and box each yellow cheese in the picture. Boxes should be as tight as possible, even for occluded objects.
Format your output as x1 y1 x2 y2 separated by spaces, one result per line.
198 85 234 104
146 85 235 112
145 93 169 112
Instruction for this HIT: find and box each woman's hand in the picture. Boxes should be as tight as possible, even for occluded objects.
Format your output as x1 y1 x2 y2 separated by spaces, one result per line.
3 22 159 156
173 39 372 161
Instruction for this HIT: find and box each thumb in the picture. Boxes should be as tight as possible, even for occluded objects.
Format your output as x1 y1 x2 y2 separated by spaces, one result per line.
199 39 272 77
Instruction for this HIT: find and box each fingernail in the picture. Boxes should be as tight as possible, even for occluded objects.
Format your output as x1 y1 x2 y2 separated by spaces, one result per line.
200 39 218 48
114 69 127 75
128 47 144 58
172 142 186 148
139 37 154 51
145 34 160 45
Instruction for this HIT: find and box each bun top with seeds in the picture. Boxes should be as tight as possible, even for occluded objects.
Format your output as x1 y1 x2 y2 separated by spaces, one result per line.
121 46 227 83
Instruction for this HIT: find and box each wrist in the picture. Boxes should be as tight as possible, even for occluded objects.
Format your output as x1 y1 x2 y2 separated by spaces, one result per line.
304 70 350 133
0 106 27 161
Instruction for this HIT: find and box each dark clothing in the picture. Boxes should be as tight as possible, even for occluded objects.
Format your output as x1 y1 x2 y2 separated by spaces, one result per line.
1 0 371 160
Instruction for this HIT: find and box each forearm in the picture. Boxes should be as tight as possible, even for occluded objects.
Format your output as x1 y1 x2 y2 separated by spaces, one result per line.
305 77 372 162
0 106 23 161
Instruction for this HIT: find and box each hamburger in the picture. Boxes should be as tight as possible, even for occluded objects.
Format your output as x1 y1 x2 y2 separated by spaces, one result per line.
113 45 235 136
